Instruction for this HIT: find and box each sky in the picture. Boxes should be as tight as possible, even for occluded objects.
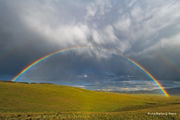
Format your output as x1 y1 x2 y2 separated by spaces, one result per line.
0 0 180 91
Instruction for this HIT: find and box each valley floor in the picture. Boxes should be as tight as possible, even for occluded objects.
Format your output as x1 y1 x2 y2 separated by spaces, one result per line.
0 104 180 120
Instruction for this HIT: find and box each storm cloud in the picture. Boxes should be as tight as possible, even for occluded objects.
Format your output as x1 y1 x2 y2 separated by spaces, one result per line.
0 0 180 91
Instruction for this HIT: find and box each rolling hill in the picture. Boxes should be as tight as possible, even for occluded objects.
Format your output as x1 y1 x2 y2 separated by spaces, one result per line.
0 81 180 119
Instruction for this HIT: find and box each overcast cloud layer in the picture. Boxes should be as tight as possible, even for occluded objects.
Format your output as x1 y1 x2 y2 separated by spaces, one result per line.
0 0 180 91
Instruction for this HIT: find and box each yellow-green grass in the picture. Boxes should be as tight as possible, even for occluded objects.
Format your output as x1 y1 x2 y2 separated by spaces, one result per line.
0 81 180 120
0 105 180 120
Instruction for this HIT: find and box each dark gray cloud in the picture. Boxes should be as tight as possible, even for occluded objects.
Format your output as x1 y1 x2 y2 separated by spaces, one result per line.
20 48 153 91
0 0 180 91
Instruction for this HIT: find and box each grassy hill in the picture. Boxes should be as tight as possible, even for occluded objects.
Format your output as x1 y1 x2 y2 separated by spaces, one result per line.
0 81 180 120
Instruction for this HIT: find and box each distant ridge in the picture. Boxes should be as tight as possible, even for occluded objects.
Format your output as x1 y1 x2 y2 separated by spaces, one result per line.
111 87 180 95
1 80 179 95
166 87 180 95
0 80 54 85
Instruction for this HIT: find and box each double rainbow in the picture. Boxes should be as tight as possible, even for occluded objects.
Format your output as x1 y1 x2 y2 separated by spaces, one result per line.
11 46 169 97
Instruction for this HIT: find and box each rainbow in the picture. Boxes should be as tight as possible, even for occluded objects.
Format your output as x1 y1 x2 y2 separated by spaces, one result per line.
11 46 169 97
128 58 169 97
11 46 83 82
158 53 180 74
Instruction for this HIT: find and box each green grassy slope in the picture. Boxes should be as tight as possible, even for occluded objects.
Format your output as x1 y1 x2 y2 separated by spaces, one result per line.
0 81 180 113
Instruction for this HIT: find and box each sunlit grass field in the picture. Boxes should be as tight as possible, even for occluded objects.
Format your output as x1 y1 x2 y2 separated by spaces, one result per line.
0 81 180 120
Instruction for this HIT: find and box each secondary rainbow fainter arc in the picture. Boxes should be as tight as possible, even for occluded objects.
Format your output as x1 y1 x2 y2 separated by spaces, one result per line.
11 46 170 97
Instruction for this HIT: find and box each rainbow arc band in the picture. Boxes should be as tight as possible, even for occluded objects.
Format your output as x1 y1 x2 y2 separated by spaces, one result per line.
11 46 169 97
128 58 169 97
